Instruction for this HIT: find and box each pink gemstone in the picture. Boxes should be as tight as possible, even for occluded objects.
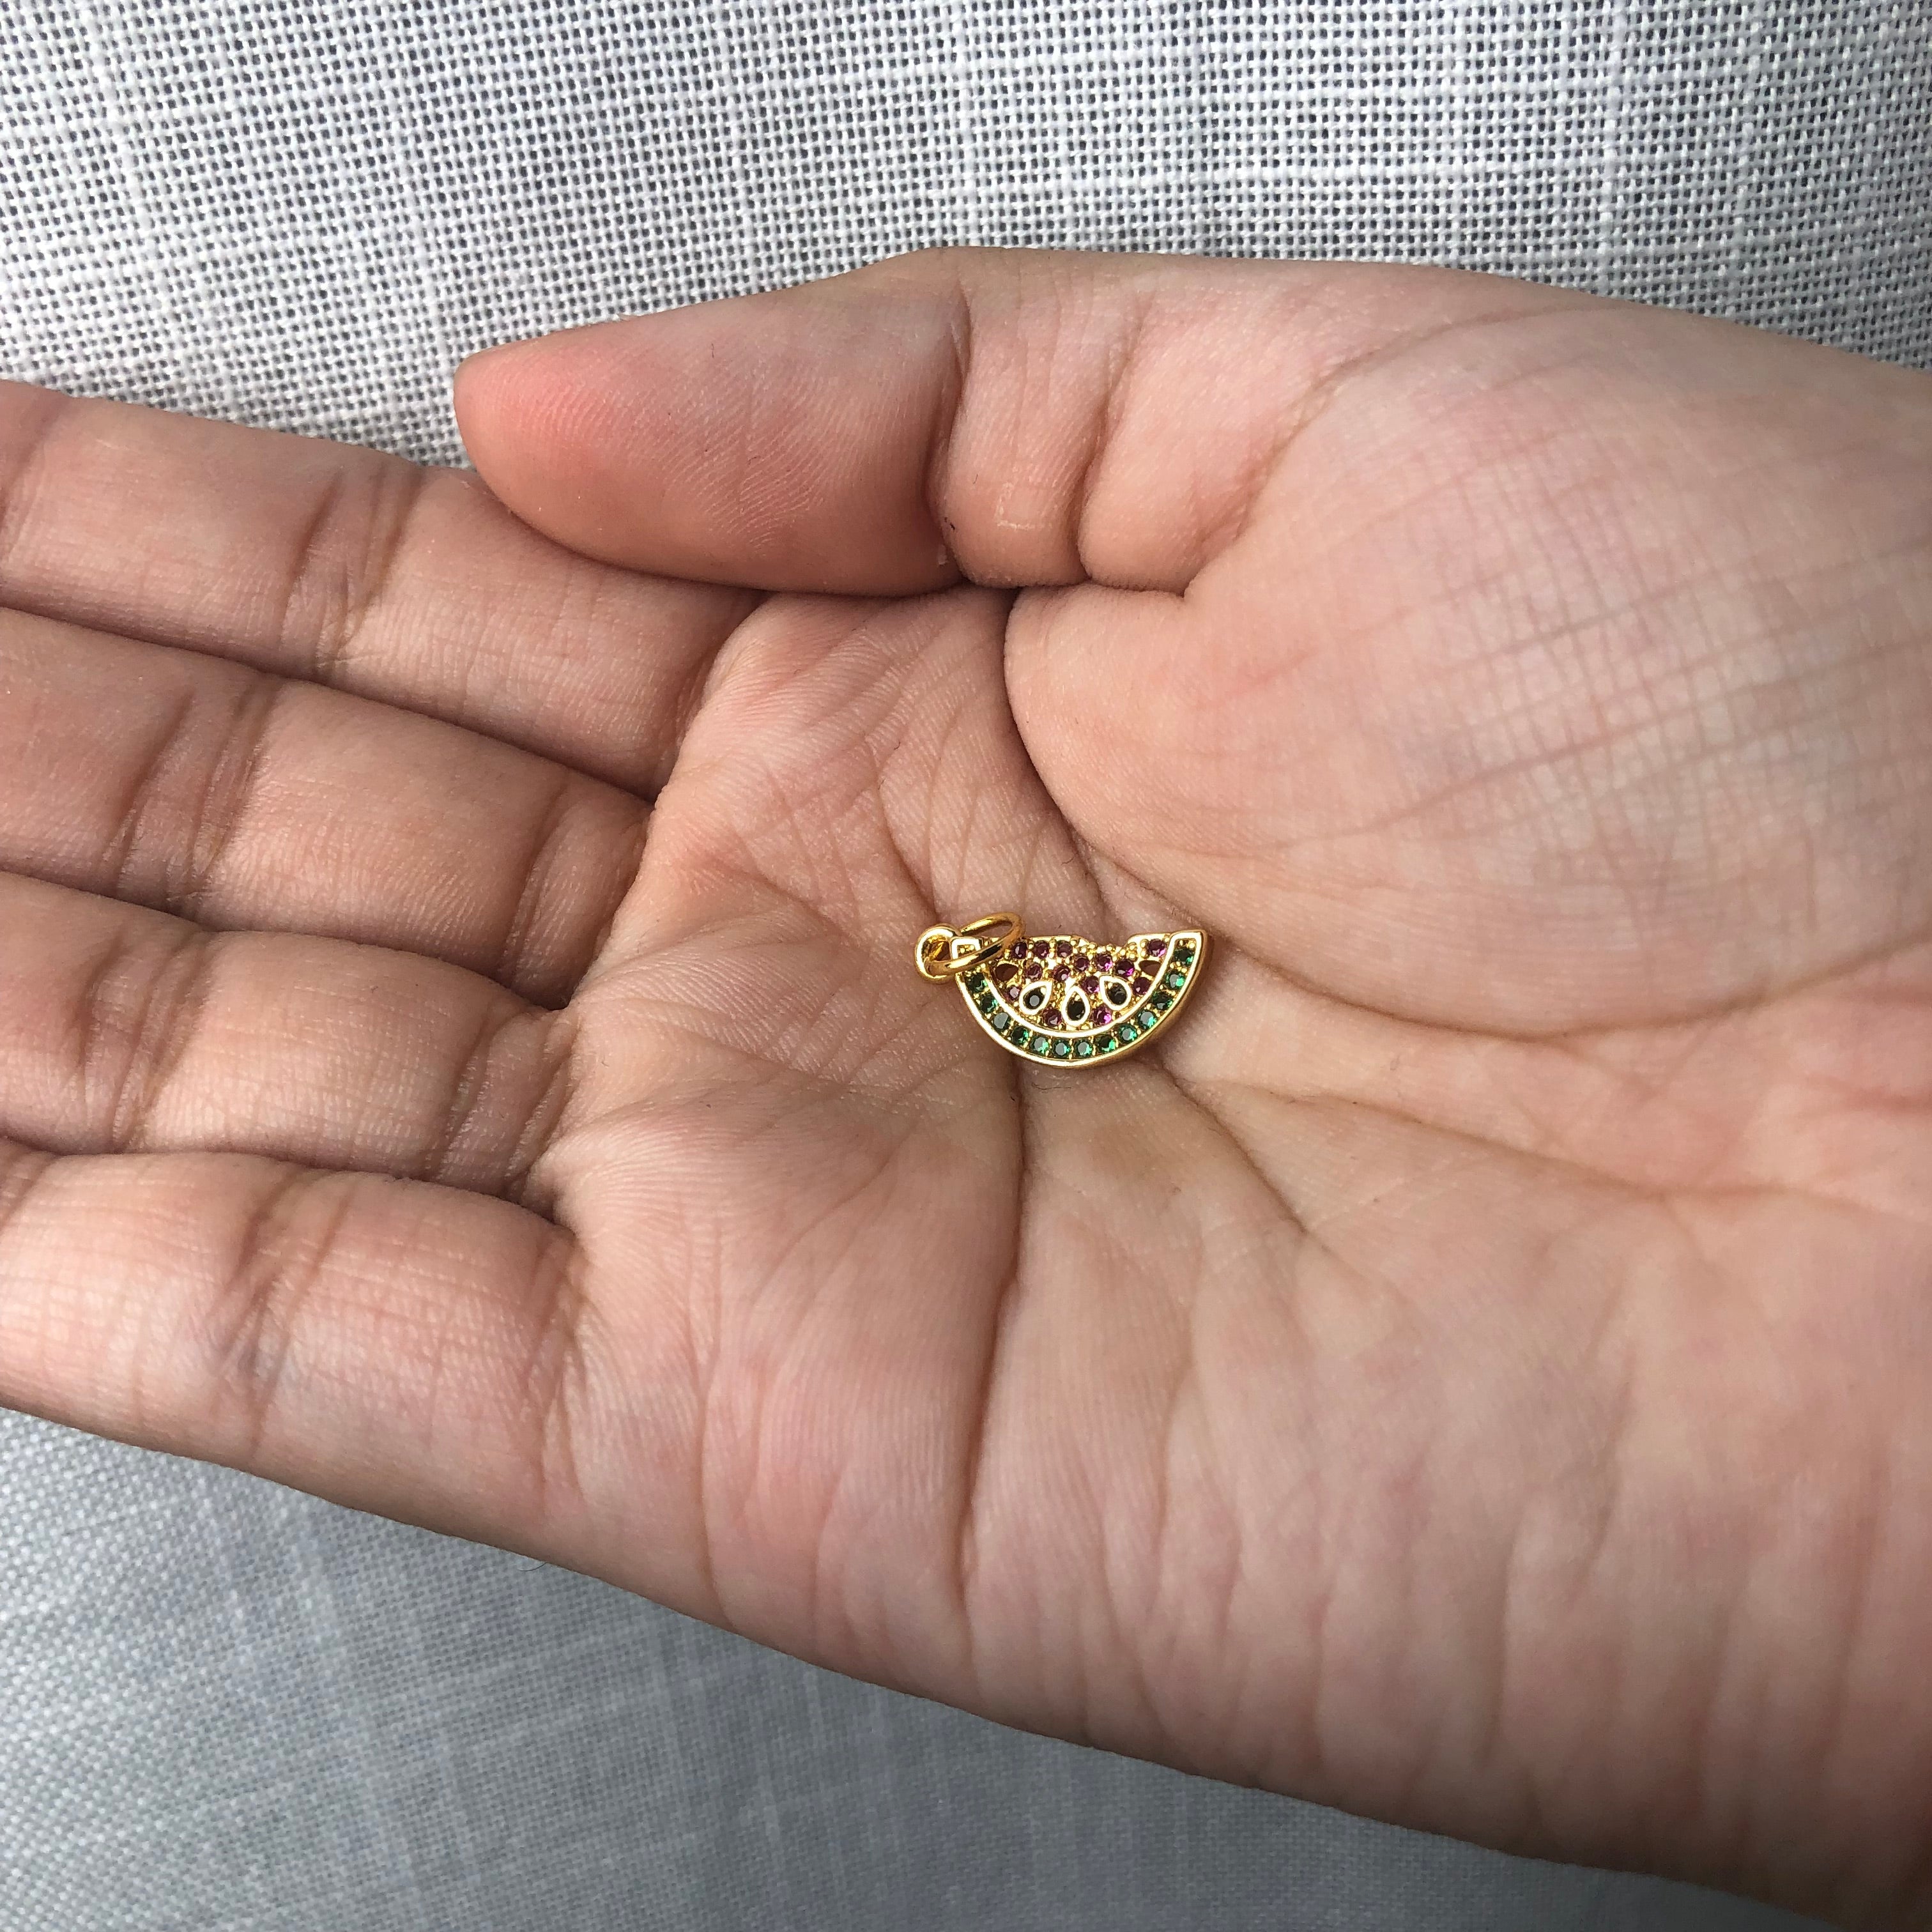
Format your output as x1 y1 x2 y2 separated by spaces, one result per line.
1053 938 1072 958
1092 954 1113 974
1145 939 1167 957
1131 976 1151 997
1071 952 1090 970
1078 973 1099 993
1093 1006 1113 1024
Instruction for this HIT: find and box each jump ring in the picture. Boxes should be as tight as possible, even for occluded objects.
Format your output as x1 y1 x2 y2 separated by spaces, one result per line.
914 912 1023 981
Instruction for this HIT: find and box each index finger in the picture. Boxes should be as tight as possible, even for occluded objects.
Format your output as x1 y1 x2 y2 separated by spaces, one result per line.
0 382 756 793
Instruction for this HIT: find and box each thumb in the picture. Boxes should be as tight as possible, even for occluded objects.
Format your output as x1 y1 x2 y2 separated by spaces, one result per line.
452 247 1568 597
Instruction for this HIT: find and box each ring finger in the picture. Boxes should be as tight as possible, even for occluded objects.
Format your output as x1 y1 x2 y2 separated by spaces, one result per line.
0 871 573 1197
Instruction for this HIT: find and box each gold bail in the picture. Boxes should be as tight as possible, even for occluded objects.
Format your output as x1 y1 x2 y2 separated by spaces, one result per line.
914 912 1023 982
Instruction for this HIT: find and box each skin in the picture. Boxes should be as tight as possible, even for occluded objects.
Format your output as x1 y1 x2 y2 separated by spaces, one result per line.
1 249 1929 1925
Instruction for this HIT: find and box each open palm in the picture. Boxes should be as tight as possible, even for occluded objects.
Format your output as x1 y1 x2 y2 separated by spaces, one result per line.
4 253 1930 1927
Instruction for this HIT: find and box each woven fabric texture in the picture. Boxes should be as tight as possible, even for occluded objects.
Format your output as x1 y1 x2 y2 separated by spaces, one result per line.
2 1 1928 467
6 3 1925 1928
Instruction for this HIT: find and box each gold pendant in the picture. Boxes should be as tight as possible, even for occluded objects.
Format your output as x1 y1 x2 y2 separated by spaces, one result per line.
915 912 1207 1064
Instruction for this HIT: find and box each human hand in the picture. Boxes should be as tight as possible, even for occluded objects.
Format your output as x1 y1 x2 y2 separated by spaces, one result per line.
3 251 1929 1928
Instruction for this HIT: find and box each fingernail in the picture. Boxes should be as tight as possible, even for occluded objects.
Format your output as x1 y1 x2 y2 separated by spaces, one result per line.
455 337 532 381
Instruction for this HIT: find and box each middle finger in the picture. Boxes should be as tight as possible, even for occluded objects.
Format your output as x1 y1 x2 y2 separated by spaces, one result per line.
0 610 647 1004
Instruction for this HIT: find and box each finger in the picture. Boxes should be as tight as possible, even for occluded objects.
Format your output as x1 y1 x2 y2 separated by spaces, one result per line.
0 1138 594 1557
452 247 1582 595
0 379 756 792
0 608 646 1004
0 872 572 1196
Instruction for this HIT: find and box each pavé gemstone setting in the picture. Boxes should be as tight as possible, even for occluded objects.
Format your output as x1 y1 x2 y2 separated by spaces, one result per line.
954 930 1205 1065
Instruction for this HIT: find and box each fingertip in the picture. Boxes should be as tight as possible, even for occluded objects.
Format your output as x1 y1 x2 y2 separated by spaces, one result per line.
450 333 532 437
448 293 966 594
450 331 559 483
449 323 642 570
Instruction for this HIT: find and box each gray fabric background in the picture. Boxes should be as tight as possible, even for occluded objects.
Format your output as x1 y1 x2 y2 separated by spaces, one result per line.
4 3 1926 1926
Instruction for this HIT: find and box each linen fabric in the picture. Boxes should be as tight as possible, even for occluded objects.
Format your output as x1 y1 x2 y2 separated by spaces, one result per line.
6 3 1925 1926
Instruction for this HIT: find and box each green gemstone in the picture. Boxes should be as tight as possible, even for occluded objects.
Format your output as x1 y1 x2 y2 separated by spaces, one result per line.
1032 1036 1054 1055
1052 1040 1071 1058
992 1013 1010 1033
1150 993 1172 1013
1008 1025 1025 1045
1119 1023 1139 1043
1174 945 1195 964
1074 1040 1094 1059
1165 970 1186 990
1098 1034 1118 1053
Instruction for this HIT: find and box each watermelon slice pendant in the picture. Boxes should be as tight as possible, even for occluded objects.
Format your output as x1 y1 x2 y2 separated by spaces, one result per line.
915 912 1207 1065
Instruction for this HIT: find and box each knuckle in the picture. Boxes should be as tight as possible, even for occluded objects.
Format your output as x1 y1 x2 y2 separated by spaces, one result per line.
199 1165 353 1455
280 454 427 680
73 920 217 1147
